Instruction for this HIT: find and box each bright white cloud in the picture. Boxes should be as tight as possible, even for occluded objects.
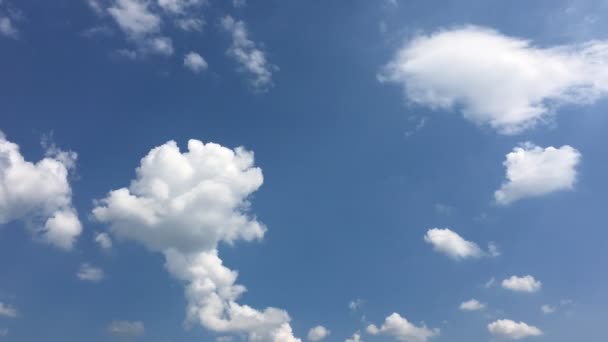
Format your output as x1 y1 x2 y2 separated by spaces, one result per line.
459 299 485 311
0 302 16 318
488 319 542 340
366 313 439 342
93 139 300 342
502 275 542 293
345 332 362 342
379 26 608 134
307 326 330 341
494 143 581 205
221 15 276 92
95 232 113 250
541 305 556 314
0 132 82 250
108 320 145 338
77 263 104 282
424 228 496 260
184 52 208 73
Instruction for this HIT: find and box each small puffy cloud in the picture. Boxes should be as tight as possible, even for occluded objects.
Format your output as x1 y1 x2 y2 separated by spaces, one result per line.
502 275 542 293
0 302 17 318
495 143 581 205
107 320 145 338
366 313 439 342
379 26 608 134
349 298 363 312
93 139 300 342
77 263 104 282
345 332 362 342
488 319 542 340
0 132 82 250
424 228 497 260
459 299 486 311
184 52 208 73
95 232 113 250
221 15 277 92
0 16 17 38
307 326 330 341
541 305 556 314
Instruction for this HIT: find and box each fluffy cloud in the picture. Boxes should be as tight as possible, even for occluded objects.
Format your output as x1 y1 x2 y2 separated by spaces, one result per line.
494 143 581 205
0 132 82 250
95 232 113 250
459 299 485 311
221 15 276 92
501 275 542 293
379 26 608 134
488 319 542 340
366 313 439 342
184 52 208 73
345 332 362 342
0 302 17 318
307 326 330 341
424 228 496 260
107 320 145 338
93 139 299 342
77 263 104 282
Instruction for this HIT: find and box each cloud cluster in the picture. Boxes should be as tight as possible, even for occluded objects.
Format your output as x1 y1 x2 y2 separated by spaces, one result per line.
488 319 542 340
424 228 497 260
379 26 608 134
93 139 299 342
366 313 439 342
495 143 581 205
221 15 276 92
0 132 82 250
501 275 542 293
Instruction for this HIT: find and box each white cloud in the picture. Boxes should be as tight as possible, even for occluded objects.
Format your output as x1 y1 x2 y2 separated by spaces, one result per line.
484 277 496 288
366 313 439 342
95 232 113 250
307 326 330 341
0 302 16 318
345 332 362 342
424 228 497 260
157 0 205 14
221 15 276 92
494 143 581 205
349 299 363 312
175 17 204 32
93 139 300 342
0 16 17 38
184 52 208 73
87 0 105 16
541 305 556 314
501 275 542 293
77 263 104 282
0 132 82 250
107 320 145 338
379 26 608 134
459 299 485 311
488 319 542 340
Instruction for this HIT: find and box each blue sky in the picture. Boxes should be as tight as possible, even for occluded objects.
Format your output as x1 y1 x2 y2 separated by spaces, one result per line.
1 0 608 341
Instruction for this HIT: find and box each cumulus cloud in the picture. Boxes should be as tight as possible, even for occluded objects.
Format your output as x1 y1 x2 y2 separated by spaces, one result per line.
0 132 82 250
494 143 581 205
501 275 542 293
221 15 276 92
307 326 330 341
184 52 208 73
366 313 439 342
107 320 145 338
345 332 362 342
77 263 104 282
93 139 299 342
379 26 608 134
459 299 485 311
0 302 17 318
424 228 497 260
95 232 113 250
488 319 542 340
